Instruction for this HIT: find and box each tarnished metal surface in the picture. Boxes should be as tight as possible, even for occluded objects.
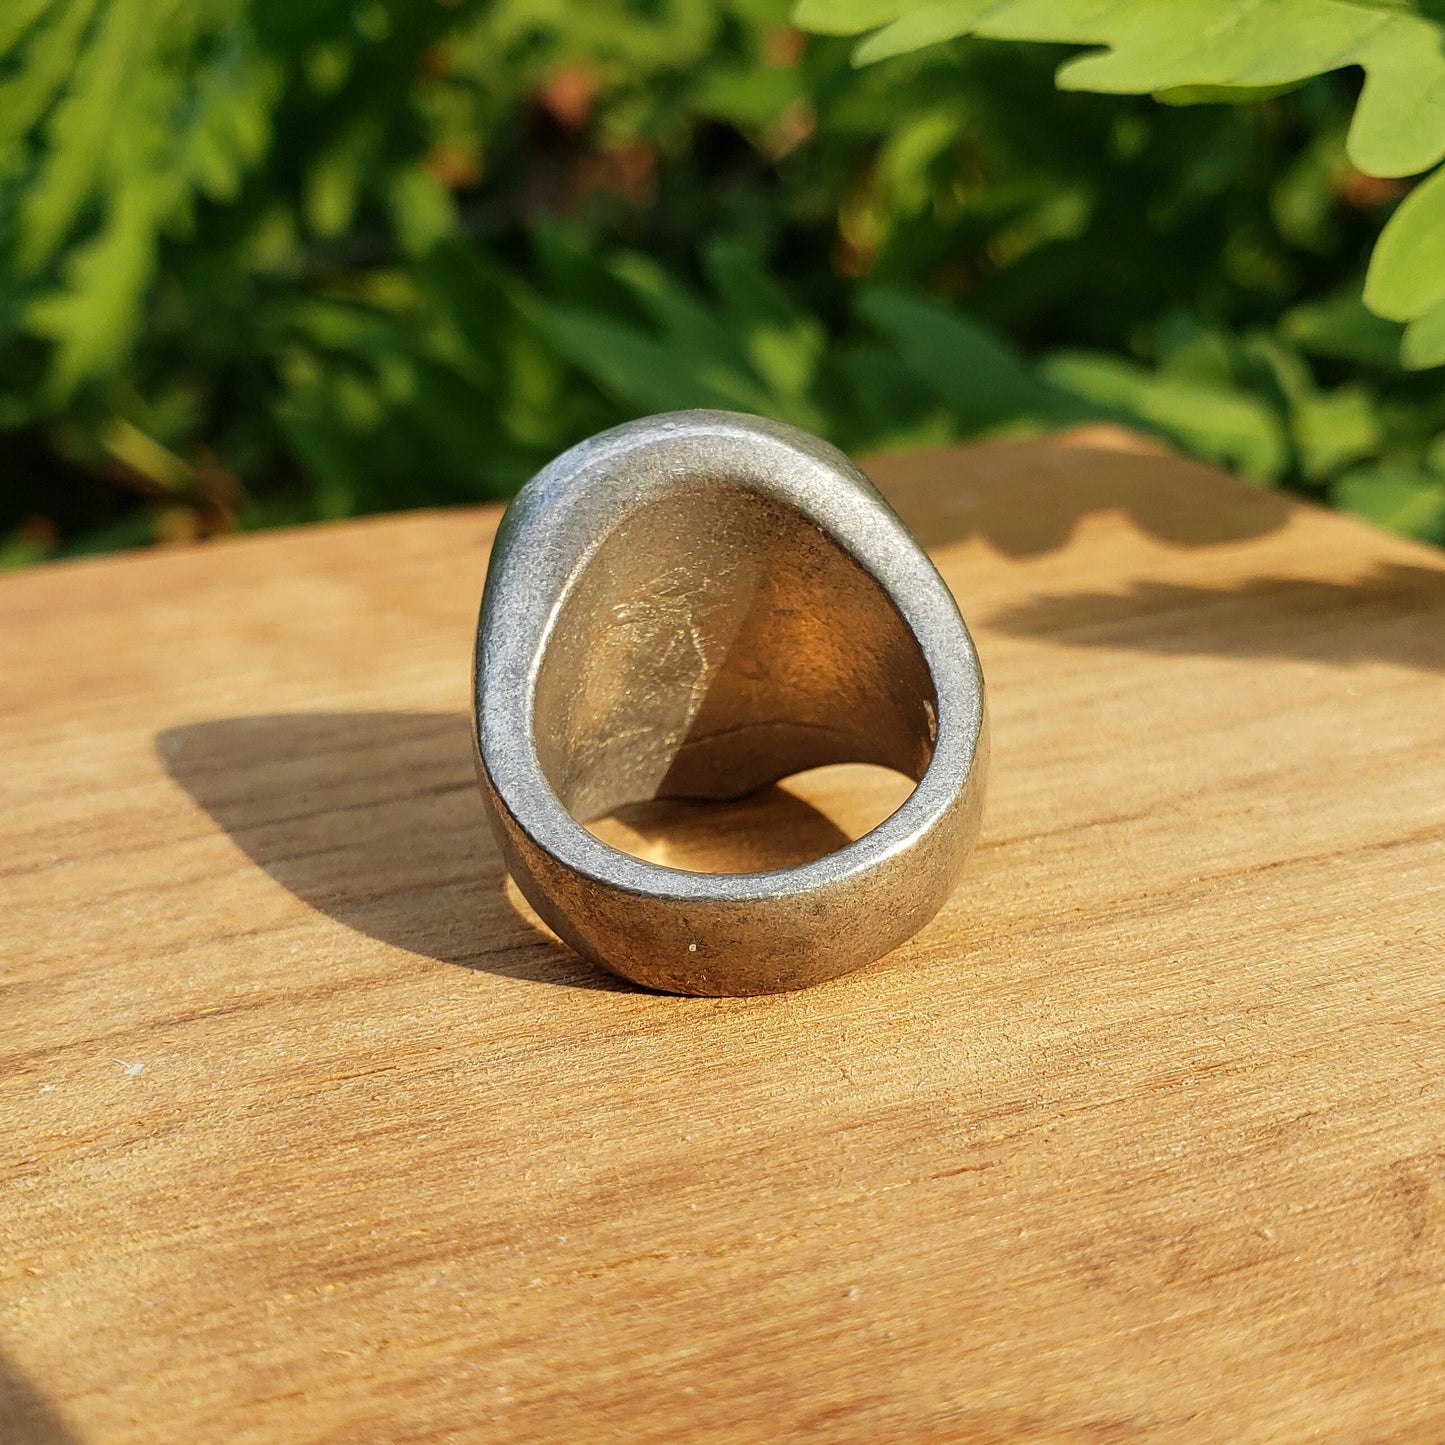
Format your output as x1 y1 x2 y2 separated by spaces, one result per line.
473 410 988 994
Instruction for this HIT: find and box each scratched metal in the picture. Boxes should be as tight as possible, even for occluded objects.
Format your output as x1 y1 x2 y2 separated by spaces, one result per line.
473 410 989 995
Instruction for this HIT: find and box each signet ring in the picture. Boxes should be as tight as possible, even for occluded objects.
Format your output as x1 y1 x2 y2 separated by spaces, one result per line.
473 410 988 995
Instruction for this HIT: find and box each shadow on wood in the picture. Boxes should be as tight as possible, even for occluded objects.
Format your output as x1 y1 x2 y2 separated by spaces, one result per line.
0 1351 77 1445
158 711 614 988
157 712 864 990
865 433 1294 557
985 563 1445 672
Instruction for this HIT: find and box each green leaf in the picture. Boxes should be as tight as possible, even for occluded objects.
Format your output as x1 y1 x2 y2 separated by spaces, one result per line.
385 164 458 258
1332 461 1445 543
607 253 740 365
8 0 282 396
24 176 158 398
693 65 802 127
0 0 60 60
1291 384 1383 480
542 305 782 417
819 0 1445 178
792 0 907 33
845 0 986 62
274 401 366 519
538 247 833 431
703 240 826 401
304 118 380 238
1154 82 1306 106
1402 296 1445 370
858 286 1084 431
1281 287 1405 368
1041 349 1289 480
0 0 102 157
1364 165 1445 322
16 0 148 275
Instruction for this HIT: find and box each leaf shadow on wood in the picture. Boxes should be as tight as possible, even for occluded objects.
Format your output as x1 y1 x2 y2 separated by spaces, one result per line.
865 434 1295 558
984 563 1445 673
0 1350 79 1445
157 711 857 991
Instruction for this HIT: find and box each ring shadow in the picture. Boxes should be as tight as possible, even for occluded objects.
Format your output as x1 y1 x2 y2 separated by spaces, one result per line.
157 712 859 991
0 1350 78 1445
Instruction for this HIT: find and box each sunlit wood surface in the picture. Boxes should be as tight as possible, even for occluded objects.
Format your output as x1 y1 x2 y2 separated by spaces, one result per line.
3 432 1444 1443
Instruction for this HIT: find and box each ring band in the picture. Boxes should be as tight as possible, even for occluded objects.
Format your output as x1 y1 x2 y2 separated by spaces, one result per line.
473 410 988 995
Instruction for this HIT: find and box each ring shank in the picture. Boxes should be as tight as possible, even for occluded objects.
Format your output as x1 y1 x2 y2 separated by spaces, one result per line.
481 731 987 994
474 411 987 995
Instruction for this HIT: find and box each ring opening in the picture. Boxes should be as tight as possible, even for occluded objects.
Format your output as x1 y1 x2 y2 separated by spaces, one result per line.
586 762 918 874
531 480 937 871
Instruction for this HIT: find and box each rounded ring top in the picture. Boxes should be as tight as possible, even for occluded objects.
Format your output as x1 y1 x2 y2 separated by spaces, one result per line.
473 409 987 994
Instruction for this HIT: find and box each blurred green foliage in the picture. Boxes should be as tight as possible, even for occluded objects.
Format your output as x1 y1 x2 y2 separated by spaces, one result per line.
799 0 1445 367
3 0 1444 567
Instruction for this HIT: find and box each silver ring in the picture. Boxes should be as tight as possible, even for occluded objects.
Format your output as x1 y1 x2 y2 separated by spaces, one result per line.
473 410 988 995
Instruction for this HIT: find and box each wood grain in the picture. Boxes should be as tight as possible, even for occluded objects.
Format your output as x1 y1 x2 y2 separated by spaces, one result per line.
2 432 1444 1443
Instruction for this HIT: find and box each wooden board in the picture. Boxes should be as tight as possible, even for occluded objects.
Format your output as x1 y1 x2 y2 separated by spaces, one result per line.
3 431 1444 1443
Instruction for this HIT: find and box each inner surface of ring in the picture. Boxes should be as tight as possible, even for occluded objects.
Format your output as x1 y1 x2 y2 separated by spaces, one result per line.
532 481 938 826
